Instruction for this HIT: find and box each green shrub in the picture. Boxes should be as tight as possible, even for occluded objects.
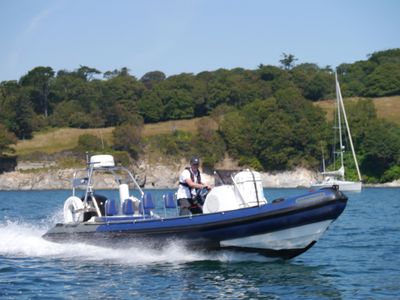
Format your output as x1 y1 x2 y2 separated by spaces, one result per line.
382 165 400 182
238 157 263 171
77 134 106 151
112 151 132 166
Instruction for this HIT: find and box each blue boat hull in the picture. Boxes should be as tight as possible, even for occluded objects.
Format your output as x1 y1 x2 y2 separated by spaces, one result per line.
43 188 347 259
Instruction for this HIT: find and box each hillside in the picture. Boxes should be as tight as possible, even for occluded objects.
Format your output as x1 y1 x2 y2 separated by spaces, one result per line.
5 95 400 186
12 96 399 157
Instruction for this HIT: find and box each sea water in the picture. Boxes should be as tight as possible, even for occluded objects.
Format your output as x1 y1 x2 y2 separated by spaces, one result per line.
0 188 399 299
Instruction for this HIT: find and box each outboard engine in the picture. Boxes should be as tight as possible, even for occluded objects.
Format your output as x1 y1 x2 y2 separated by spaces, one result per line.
233 170 267 206
81 194 108 221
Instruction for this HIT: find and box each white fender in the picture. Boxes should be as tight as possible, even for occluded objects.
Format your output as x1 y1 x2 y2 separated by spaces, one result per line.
63 196 84 223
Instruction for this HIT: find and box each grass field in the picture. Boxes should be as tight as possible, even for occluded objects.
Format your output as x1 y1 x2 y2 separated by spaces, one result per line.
13 117 217 155
13 128 115 156
142 117 217 136
12 97 398 156
314 96 400 124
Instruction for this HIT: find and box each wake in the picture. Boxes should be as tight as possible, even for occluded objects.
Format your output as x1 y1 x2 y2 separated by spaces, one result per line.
0 210 272 265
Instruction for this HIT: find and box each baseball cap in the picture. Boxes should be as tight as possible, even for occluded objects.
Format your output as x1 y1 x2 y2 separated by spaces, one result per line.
190 157 200 165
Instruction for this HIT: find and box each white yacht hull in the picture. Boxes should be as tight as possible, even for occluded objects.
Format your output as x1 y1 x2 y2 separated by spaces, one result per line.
311 180 362 192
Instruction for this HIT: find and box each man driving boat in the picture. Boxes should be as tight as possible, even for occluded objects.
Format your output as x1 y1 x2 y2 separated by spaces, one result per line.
177 157 211 215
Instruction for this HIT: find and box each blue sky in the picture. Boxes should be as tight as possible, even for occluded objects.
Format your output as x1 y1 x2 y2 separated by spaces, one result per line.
0 0 399 81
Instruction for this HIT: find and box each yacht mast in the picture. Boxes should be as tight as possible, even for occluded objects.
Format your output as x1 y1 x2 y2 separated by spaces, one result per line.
335 72 362 182
335 72 345 179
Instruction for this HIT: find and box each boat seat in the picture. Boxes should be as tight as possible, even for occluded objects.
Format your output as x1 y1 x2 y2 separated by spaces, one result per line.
163 192 177 217
122 198 135 215
163 192 177 209
140 192 155 215
105 199 118 216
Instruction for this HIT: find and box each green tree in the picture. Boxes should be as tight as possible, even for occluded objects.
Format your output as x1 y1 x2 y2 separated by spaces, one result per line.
49 101 83 127
258 65 285 81
1 85 35 139
103 67 132 79
50 68 105 127
137 91 164 122
360 119 400 182
220 110 253 158
220 94 328 171
76 65 101 81
0 124 17 154
162 89 194 120
343 99 400 182
20 66 54 117
206 81 232 110
368 48 400 64
101 73 145 126
382 165 400 182
112 121 144 159
194 121 225 170
291 64 334 100
279 53 298 70
338 49 400 97
140 71 166 89
51 70 87 103
0 81 19 130
342 99 377 148
364 63 400 96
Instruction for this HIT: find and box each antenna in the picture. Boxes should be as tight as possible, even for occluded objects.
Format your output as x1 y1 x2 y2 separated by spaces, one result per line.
98 129 105 149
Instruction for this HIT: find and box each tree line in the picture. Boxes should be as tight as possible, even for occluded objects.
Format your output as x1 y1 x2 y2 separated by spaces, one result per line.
1 49 400 182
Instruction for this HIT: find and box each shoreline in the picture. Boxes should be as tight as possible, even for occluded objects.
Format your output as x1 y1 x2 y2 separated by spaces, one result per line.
0 167 399 191
0 185 398 191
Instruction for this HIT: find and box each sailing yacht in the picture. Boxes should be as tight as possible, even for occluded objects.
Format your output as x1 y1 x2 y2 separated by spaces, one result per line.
311 73 362 192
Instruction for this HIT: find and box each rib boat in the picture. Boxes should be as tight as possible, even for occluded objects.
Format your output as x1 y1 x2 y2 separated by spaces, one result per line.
43 154 348 259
